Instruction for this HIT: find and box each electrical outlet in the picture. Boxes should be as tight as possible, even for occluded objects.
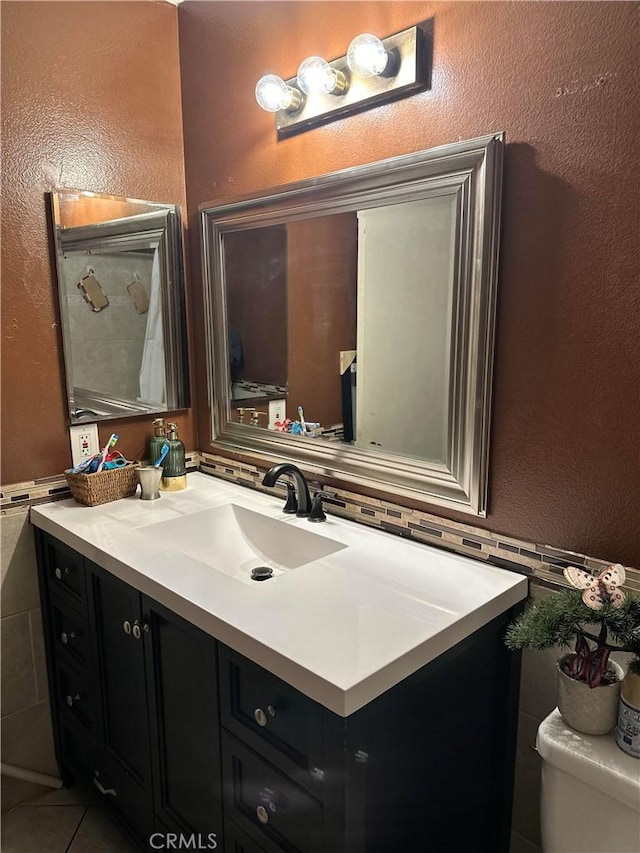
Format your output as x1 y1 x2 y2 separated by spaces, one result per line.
268 399 287 430
69 423 100 466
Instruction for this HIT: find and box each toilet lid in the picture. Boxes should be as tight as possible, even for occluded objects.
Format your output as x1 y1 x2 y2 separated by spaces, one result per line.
537 710 640 812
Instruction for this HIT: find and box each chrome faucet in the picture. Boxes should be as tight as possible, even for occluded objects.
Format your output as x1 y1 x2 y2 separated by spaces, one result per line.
262 463 311 517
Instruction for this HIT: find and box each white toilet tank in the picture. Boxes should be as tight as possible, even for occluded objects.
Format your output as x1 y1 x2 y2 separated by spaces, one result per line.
537 709 640 853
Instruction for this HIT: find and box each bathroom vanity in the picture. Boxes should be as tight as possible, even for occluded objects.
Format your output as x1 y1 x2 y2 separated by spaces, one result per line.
32 473 527 852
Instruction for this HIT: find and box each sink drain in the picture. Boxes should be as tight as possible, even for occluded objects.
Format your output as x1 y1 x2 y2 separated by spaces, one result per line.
250 566 274 582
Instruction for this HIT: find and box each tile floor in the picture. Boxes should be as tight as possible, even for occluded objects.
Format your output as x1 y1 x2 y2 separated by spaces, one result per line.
2 785 137 852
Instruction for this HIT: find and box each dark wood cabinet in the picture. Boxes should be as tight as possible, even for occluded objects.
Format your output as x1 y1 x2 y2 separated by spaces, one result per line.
37 532 224 851
89 563 154 842
37 529 520 853
143 596 222 837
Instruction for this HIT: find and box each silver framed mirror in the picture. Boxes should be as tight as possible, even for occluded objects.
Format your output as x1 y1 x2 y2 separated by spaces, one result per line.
201 133 503 516
50 190 190 424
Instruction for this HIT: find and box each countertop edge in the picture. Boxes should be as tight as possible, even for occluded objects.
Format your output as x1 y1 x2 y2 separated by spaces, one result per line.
31 499 528 717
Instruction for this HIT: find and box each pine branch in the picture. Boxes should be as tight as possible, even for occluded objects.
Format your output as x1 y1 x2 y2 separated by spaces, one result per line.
505 590 640 653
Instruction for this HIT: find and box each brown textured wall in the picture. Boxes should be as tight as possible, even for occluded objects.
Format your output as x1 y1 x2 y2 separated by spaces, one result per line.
1 1 192 482
287 214 358 426
180 1 640 565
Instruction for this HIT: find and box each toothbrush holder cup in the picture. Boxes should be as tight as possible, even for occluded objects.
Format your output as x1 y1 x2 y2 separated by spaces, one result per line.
137 466 164 501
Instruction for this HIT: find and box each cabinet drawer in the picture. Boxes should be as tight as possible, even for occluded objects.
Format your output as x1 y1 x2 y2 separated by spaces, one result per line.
222 732 324 853
51 599 91 675
44 537 87 612
55 661 97 734
219 646 325 788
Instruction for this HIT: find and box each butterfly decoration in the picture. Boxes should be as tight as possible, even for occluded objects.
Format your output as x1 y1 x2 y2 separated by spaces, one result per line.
565 635 611 687
563 563 626 610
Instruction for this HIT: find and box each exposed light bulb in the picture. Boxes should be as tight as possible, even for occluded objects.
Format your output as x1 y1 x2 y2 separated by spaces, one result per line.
255 74 302 113
297 56 346 96
347 33 390 78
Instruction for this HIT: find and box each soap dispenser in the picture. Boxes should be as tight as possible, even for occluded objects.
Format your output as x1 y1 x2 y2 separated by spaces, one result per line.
159 422 187 491
148 418 166 465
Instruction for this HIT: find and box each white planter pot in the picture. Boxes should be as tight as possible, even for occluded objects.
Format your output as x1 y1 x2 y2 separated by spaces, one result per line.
556 655 623 735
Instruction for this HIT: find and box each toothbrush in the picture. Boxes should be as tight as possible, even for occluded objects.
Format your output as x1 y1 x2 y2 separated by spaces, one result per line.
297 406 307 433
154 442 170 467
96 433 119 473
70 454 99 475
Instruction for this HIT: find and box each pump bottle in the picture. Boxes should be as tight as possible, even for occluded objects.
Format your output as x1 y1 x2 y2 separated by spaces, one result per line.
160 422 187 491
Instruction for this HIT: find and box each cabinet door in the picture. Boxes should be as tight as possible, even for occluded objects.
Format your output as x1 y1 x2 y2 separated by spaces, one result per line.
143 596 223 841
88 562 153 839
222 732 325 853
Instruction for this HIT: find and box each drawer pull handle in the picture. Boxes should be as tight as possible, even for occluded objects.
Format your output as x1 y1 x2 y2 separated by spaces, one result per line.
123 620 132 635
254 708 268 727
132 621 142 640
66 693 81 707
93 778 117 797
256 805 269 824
60 631 75 646
54 567 70 580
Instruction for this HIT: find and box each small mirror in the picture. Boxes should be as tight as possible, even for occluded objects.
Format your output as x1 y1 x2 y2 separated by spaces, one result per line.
50 191 190 423
202 134 503 515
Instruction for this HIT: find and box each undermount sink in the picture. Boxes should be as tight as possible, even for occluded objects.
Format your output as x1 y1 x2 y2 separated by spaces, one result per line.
139 503 347 584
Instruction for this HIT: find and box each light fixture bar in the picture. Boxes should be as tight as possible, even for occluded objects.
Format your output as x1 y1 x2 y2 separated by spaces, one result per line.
275 22 432 139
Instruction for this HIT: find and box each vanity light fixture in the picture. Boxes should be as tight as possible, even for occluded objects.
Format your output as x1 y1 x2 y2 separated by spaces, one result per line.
346 33 396 78
255 21 432 138
255 74 303 113
297 56 347 96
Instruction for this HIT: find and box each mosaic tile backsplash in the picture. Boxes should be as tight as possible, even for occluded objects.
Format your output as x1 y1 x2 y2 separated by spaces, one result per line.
3 450 638 594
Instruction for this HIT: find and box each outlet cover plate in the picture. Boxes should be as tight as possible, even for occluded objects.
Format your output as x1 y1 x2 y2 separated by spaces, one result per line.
69 423 99 466
268 399 287 430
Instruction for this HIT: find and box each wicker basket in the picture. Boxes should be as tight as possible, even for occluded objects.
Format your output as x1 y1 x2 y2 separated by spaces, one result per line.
65 463 139 507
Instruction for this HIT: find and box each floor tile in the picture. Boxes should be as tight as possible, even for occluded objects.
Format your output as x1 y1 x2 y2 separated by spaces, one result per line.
0 776 48 814
1 803 85 852
67 806 138 852
28 783 98 808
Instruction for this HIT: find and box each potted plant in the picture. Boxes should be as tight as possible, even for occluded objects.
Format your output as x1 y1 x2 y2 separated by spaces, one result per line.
506 564 640 735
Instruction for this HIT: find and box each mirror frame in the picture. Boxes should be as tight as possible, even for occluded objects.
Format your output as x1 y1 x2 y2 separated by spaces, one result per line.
50 192 190 424
201 133 504 516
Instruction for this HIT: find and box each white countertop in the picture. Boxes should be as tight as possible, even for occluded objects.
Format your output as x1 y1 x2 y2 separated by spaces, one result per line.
31 472 527 716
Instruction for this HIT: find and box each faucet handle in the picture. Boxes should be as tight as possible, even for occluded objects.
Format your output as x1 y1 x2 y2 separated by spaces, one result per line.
282 482 298 514
309 490 340 523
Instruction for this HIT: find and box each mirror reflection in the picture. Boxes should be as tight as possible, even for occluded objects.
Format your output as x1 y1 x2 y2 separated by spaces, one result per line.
51 191 189 423
225 193 456 465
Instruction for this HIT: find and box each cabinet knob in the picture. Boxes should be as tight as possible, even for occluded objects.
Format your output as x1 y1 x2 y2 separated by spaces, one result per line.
60 631 75 646
123 620 132 635
66 693 81 707
254 708 268 727
54 567 69 580
132 621 142 640
256 805 269 824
